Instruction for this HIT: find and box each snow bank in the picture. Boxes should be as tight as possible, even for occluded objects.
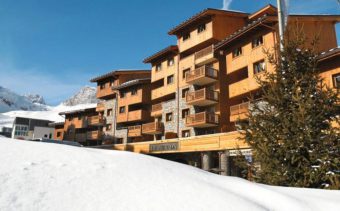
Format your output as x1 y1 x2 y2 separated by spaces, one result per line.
0 138 339 211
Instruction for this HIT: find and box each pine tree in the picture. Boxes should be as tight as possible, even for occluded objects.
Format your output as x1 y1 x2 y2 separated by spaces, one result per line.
240 35 340 189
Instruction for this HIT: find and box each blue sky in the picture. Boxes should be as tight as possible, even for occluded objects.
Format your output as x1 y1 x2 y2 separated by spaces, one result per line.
0 0 339 105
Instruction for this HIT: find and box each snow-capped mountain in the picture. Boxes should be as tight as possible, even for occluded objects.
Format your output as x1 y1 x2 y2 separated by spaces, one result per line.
23 94 46 105
62 86 98 106
0 86 48 113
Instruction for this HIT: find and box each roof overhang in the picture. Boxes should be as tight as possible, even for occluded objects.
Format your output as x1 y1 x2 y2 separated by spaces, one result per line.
90 70 150 83
168 8 248 36
143 46 178 64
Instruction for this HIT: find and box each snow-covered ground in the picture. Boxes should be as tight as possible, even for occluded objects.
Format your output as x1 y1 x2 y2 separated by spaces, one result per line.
0 138 339 211
0 103 96 129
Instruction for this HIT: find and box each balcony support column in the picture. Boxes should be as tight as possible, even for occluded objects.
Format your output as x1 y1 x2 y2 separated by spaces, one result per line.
201 152 212 171
219 150 230 176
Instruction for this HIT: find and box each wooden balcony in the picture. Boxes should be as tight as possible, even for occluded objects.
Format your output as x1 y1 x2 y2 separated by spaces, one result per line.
186 88 219 106
151 103 162 117
75 133 87 142
96 102 105 112
117 110 149 123
86 131 102 140
230 102 249 122
142 122 163 135
128 125 142 137
185 112 219 128
194 45 217 66
87 116 105 126
186 66 218 86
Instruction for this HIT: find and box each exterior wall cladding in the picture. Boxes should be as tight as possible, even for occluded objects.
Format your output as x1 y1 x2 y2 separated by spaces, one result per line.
102 99 115 139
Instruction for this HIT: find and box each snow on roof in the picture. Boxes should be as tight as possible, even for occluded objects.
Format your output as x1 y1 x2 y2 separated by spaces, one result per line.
0 138 339 211
89 69 150 82
112 78 151 90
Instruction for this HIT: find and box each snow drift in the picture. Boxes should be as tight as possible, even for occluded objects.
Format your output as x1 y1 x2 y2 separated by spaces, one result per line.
0 138 339 211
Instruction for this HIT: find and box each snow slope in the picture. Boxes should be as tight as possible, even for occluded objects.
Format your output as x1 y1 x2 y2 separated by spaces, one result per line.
0 86 48 113
0 138 339 211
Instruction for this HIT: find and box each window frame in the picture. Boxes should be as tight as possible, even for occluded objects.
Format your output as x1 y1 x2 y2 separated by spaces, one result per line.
155 63 162 72
252 36 264 48
183 32 191 41
232 47 243 58
332 73 340 89
119 106 126 114
167 75 174 85
182 130 191 138
165 112 173 122
182 108 190 119
167 58 175 67
253 60 266 75
197 23 206 33
182 88 189 98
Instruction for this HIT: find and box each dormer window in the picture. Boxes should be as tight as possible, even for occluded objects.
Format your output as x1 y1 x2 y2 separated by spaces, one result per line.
197 24 206 33
252 36 264 48
183 32 190 41
167 58 174 66
156 63 162 72
232 47 242 58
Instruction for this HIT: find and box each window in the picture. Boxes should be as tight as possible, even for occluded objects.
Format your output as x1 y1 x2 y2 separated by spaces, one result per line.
100 83 105 90
107 109 113 116
182 109 190 119
57 132 62 137
252 36 264 48
120 92 126 98
333 74 340 89
106 124 112 131
166 113 173 122
183 32 190 41
167 58 174 66
109 79 115 87
131 89 138 95
77 115 81 120
167 75 174 85
253 60 266 74
182 88 189 98
183 68 190 79
116 138 123 144
156 63 162 72
197 24 206 33
182 130 190 138
119 106 126 114
232 47 242 58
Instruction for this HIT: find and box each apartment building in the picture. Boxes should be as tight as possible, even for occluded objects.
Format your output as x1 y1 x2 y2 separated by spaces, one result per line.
143 9 249 141
90 69 151 144
112 4 340 176
214 4 340 131
113 78 153 143
59 107 103 146
11 117 53 140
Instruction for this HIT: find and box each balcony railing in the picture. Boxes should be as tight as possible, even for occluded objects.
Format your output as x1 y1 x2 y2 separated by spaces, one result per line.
185 112 219 128
86 131 102 140
128 125 142 137
186 65 218 85
151 103 163 117
87 116 105 126
229 102 250 122
194 45 216 66
142 122 163 134
230 102 250 116
75 133 87 142
186 88 219 106
195 45 213 60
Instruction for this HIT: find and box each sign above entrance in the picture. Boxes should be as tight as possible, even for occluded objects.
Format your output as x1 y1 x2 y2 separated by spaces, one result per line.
150 142 179 152
228 149 252 157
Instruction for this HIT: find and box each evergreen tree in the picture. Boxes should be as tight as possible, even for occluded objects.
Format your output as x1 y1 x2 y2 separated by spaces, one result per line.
240 35 340 189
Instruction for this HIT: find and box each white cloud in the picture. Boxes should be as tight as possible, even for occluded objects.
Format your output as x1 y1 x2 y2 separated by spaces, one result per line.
222 0 233 10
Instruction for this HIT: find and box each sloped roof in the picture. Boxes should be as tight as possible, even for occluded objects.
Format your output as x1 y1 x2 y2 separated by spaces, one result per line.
143 45 178 64
168 8 248 35
59 107 96 115
90 69 150 82
317 47 340 62
112 78 151 90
